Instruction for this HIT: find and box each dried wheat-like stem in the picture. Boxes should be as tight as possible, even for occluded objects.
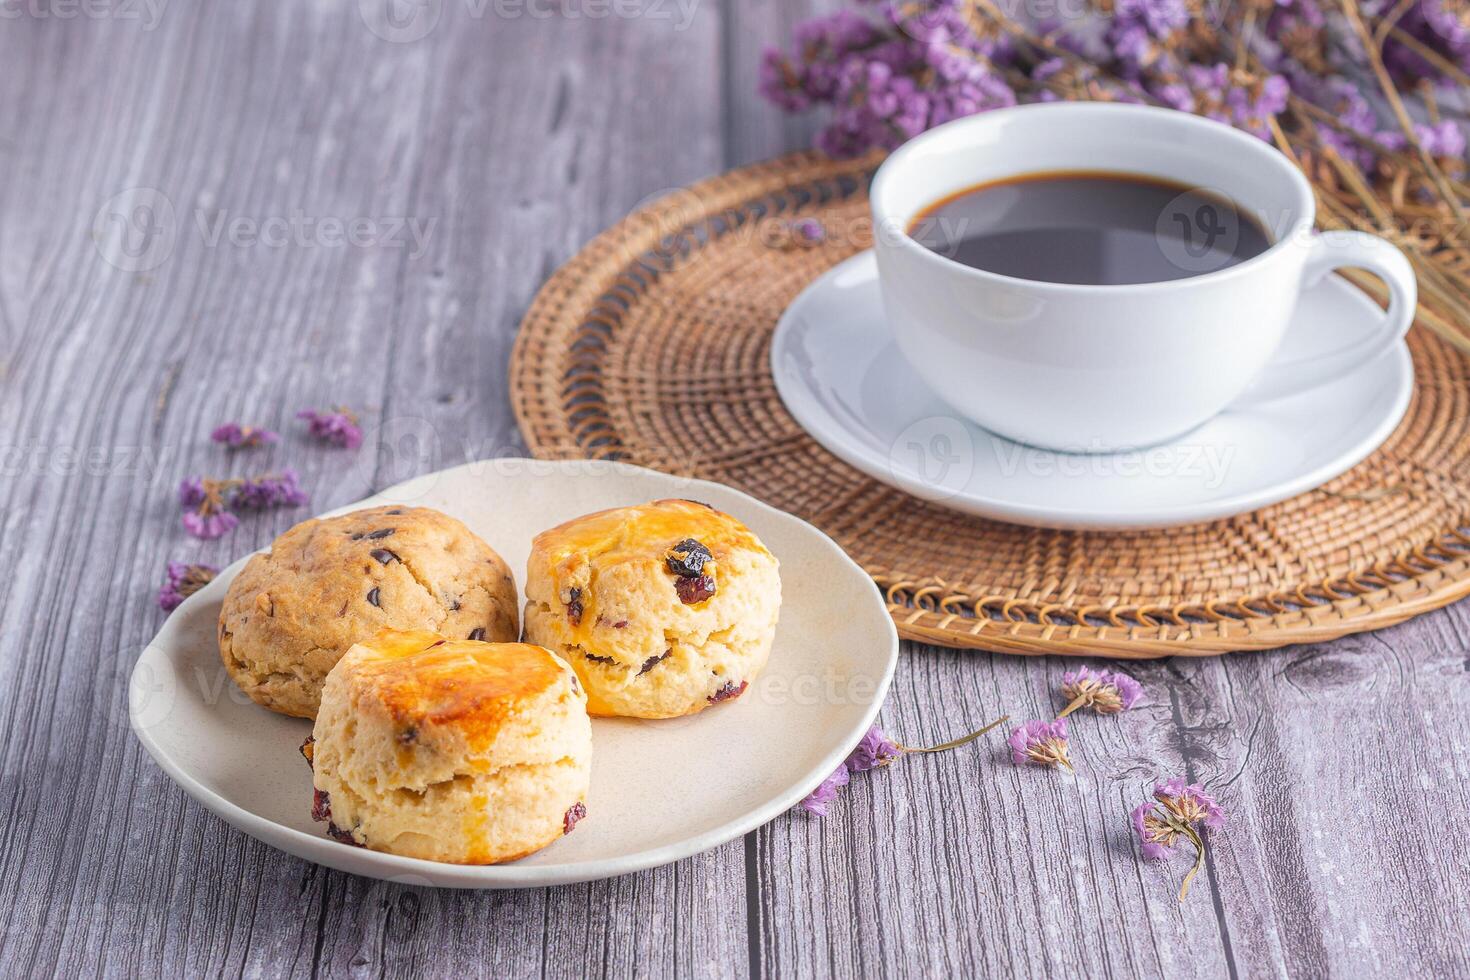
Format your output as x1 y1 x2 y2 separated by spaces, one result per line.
1338 0 1468 220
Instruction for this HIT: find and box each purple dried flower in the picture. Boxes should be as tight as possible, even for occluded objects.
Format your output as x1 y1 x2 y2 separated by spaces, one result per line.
798 765 851 816
1415 119 1467 159
1377 0 1470 86
792 217 826 243
232 468 310 510
1157 778 1225 828
297 407 363 449
844 725 901 772
768 217 829 251
158 561 218 611
179 476 237 539
1058 666 1143 717
211 423 279 449
797 715 1007 817
1132 778 1225 900
182 509 239 540
759 0 1444 185
759 3 1016 158
1007 719 1073 770
178 476 206 509
179 469 307 538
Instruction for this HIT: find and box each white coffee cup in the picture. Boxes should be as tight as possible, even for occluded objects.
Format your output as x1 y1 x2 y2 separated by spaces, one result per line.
870 101 1416 452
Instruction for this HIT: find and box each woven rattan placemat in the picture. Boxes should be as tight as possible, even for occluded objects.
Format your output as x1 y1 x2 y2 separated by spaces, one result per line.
511 151 1470 656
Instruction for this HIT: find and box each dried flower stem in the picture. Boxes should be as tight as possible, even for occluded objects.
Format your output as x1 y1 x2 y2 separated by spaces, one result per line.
1235 6 1257 74
1178 825 1207 901
1337 0 1467 221
896 714 1010 754
1320 144 1397 230
1056 695 1090 720
1370 0 1417 48
1385 26 1470 89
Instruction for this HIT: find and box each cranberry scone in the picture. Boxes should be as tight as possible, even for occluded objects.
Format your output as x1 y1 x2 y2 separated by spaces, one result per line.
303 629 591 864
523 499 782 719
219 505 518 718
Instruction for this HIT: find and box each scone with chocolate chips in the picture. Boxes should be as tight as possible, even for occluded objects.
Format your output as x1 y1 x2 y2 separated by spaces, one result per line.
219 505 518 719
523 499 781 719
305 628 591 864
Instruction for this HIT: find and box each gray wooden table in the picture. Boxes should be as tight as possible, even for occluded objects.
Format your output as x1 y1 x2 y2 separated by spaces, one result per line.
2 2 1468 976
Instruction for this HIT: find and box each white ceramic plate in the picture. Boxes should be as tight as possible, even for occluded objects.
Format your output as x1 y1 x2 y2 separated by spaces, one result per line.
771 251 1414 530
131 459 897 888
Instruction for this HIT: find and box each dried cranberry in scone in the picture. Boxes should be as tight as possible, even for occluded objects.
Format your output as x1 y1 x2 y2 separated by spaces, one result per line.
524 499 781 719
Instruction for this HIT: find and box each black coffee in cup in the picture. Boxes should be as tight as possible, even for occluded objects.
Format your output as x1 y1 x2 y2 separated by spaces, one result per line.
906 170 1272 286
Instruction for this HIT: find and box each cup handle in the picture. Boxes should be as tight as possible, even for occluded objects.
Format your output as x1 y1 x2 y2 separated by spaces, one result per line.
1230 230 1416 407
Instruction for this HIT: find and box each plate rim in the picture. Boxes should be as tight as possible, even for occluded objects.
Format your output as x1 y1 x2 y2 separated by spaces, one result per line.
131 457 898 888
770 249 1414 530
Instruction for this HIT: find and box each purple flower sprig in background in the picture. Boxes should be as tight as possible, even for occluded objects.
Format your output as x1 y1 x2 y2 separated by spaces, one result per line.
297 407 363 450
758 0 1466 194
158 561 218 611
1131 777 1226 901
800 715 1009 816
1057 666 1143 718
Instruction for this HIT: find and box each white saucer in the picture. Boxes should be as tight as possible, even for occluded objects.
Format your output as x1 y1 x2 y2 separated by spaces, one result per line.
771 252 1413 530
131 459 897 888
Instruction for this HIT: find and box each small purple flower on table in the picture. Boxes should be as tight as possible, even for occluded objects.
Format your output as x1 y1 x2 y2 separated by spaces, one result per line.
179 476 238 539
297 407 363 449
181 510 238 539
1131 777 1225 900
211 423 279 449
798 765 851 816
233 468 310 510
158 561 218 611
1007 719 1073 770
1058 666 1143 718
178 470 310 538
797 715 1008 817
792 217 826 244
844 725 901 772
178 476 207 509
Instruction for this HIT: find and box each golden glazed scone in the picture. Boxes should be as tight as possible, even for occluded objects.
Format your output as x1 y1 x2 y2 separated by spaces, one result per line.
304 629 591 864
218 506 518 719
523 499 781 719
